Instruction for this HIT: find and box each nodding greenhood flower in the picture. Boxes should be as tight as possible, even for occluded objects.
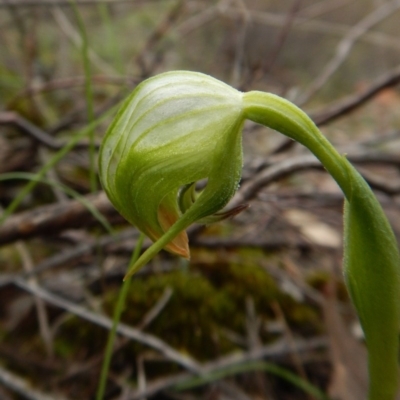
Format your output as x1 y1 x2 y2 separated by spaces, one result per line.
100 70 400 400
99 71 247 265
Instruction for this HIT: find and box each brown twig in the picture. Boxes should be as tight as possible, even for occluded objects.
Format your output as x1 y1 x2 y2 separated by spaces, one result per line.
231 153 400 208
272 64 400 154
312 64 400 125
297 0 400 105
0 111 103 150
0 111 59 149
7 75 139 109
0 362 67 400
223 8 400 52
13 278 203 373
245 0 302 88
124 336 328 400
0 191 120 246
135 0 185 76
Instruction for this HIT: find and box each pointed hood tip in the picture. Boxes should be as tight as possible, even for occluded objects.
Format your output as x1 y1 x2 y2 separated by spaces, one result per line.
166 239 190 259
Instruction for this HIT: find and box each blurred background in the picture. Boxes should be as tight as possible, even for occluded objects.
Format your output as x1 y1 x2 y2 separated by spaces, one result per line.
0 0 400 399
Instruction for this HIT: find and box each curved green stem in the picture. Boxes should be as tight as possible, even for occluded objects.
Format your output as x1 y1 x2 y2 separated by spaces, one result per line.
243 91 351 197
243 91 400 400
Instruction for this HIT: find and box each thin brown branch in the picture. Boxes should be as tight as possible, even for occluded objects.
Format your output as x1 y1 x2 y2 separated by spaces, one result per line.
232 153 400 208
312 64 400 126
15 241 53 357
7 75 139 109
297 0 400 105
135 0 185 76
0 111 102 149
0 111 59 149
224 8 400 52
0 362 67 400
0 191 120 246
13 278 203 374
272 65 400 154
125 336 328 400
136 287 173 330
246 0 302 87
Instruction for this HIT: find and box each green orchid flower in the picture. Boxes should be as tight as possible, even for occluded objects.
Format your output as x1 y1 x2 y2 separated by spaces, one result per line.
99 70 400 400
99 72 246 261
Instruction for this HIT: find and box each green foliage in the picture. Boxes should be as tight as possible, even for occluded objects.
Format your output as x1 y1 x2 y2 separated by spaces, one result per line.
343 164 400 399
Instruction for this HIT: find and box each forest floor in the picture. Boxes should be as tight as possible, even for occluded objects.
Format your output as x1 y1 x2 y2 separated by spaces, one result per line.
0 1 400 399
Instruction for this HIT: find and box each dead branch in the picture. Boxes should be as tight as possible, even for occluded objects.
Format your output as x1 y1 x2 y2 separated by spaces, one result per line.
0 112 60 149
125 336 328 400
0 191 121 246
224 8 400 52
0 362 67 400
312 64 400 126
272 65 400 154
245 0 303 87
0 111 102 150
14 278 203 374
297 0 400 105
135 0 185 76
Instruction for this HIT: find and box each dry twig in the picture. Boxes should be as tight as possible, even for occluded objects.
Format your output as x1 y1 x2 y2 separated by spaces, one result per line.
13 278 203 373
297 0 400 104
0 363 67 400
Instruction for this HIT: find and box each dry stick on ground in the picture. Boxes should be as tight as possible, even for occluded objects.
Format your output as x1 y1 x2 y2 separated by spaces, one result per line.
136 286 173 330
22 229 137 280
296 0 400 105
51 5 117 75
311 63 400 125
0 111 100 149
299 0 353 21
0 191 120 246
0 363 68 400
15 241 54 357
0 111 59 148
124 336 328 400
175 2 219 36
271 63 400 154
13 278 203 374
230 0 250 87
56 286 174 384
231 153 400 208
245 0 302 88
244 296 269 396
134 0 185 77
224 8 400 52
1 202 53 357
271 301 311 397
7 75 140 110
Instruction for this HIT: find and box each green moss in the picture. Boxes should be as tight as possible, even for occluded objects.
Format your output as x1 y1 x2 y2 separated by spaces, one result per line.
52 258 322 367
105 270 241 360
55 318 109 361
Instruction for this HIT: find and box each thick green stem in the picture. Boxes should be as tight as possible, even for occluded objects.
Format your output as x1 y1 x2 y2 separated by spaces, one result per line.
243 91 352 198
243 91 400 400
